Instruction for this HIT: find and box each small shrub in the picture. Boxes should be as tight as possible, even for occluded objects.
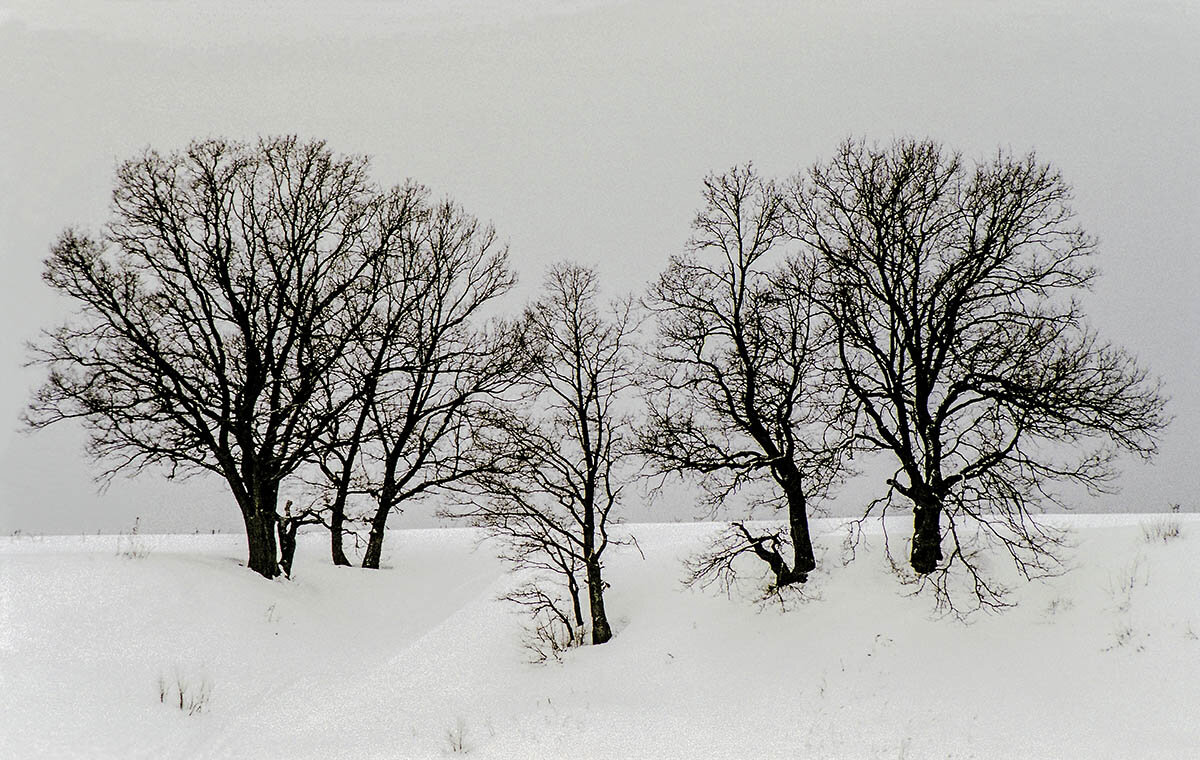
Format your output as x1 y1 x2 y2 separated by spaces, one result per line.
1043 596 1075 619
116 517 151 559
501 580 587 663
1106 556 1146 615
445 717 470 754
158 670 211 715
1141 517 1182 544
1105 620 1144 652
523 615 586 665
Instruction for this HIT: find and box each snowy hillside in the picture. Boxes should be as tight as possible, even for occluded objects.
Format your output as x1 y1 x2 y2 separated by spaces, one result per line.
2 515 1197 758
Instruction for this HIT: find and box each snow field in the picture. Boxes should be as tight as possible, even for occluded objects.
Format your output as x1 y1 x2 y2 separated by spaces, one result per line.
1 515 1198 758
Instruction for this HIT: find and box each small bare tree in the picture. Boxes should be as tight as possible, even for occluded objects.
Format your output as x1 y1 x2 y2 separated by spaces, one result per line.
26 137 408 578
456 263 638 645
310 197 527 569
307 183 428 566
641 166 851 592
788 137 1169 610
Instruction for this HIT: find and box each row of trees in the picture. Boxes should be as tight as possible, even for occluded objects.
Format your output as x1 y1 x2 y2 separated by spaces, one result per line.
30 139 523 580
28 136 1167 630
644 145 1165 609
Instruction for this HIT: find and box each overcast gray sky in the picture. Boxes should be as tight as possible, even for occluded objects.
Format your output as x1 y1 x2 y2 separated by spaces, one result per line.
1 0 1196 534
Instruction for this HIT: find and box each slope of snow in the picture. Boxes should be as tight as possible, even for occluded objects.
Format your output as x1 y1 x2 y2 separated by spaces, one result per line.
2 515 1198 758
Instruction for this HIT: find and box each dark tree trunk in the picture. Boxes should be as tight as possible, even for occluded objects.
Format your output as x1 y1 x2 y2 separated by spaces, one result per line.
909 489 944 575
242 499 281 579
278 520 299 578
361 501 391 570
749 463 814 587
785 488 817 578
567 570 585 631
585 559 612 645
329 505 351 567
276 500 303 578
330 377 375 568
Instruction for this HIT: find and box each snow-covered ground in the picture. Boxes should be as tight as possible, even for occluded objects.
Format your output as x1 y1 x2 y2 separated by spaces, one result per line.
2 515 1198 758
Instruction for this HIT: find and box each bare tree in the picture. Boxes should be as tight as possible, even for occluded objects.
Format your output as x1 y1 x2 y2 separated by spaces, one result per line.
788 137 1169 609
26 137 411 578
303 183 427 566
641 166 851 592
456 263 638 645
308 197 526 570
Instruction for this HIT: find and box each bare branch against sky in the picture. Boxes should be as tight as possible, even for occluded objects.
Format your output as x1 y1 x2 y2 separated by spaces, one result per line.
1 0 1196 533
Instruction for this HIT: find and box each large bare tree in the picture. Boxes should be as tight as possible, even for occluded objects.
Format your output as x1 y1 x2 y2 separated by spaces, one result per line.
27 137 411 578
641 166 851 592
788 138 1169 608
457 263 638 646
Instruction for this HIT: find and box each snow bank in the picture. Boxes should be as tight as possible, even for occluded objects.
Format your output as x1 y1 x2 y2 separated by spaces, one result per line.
2 516 1198 758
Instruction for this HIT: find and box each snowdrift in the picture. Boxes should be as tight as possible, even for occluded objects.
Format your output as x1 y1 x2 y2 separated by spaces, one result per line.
2 515 1198 758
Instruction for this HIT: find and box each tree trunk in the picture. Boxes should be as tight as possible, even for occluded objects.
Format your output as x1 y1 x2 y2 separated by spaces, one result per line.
242 499 281 579
361 500 391 569
753 464 814 587
910 489 944 575
567 570 585 631
278 520 298 578
330 504 351 567
785 488 816 578
585 559 612 645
